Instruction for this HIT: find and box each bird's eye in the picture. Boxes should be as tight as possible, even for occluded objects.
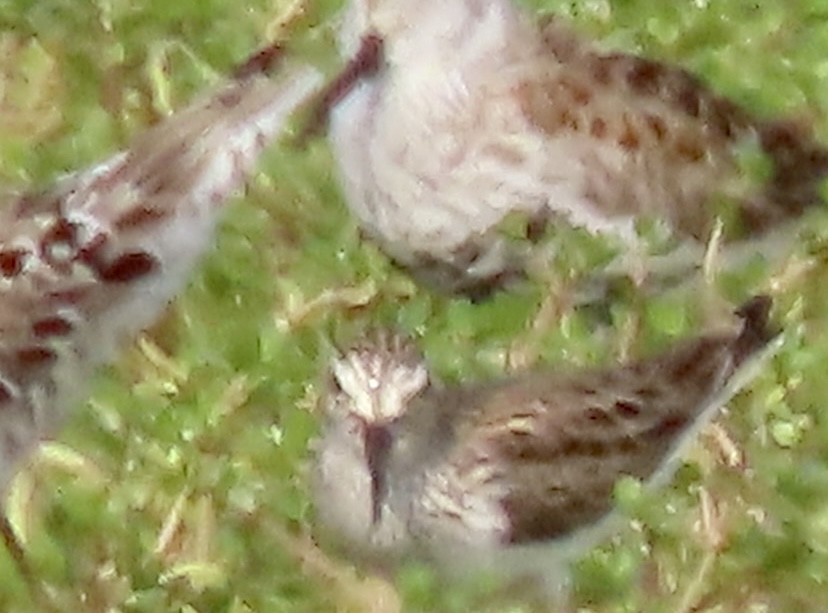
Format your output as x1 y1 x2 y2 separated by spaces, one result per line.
326 371 344 395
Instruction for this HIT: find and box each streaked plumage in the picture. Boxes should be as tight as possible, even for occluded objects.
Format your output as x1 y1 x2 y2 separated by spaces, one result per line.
313 296 780 595
326 0 828 297
0 46 321 497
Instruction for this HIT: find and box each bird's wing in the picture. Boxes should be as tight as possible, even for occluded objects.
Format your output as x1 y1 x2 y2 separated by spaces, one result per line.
517 17 828 240
417 297 778 545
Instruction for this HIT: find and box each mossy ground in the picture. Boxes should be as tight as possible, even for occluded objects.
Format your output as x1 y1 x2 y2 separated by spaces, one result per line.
1 0 827 611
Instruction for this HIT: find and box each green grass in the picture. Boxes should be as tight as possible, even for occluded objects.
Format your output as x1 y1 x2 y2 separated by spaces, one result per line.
2 0 828 610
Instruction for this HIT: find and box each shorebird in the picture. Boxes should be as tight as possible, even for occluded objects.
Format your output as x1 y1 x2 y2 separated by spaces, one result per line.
313 296 780 599
0 42 321 581
321 0 828 298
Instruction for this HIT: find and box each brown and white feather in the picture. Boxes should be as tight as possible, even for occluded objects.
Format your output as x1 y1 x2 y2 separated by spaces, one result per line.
0 51 322 493
314 296 780 588
327 0 828 296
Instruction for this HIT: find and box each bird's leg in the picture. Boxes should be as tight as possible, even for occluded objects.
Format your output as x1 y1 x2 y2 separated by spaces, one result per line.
606 239 704 288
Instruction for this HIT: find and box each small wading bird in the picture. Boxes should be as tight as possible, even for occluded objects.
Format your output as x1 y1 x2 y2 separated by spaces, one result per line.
0 43 322 582
313 295 780 601
317 0 828 299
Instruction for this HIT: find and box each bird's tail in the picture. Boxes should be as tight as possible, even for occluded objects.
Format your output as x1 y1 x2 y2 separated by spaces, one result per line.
731 118 828 237
756 119 828 218
732 294 781 367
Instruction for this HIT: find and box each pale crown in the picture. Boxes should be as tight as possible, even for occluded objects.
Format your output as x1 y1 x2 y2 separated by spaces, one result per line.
328 332 429 423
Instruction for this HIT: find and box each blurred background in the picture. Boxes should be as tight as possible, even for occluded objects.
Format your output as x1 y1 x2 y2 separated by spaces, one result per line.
1 0 828 610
